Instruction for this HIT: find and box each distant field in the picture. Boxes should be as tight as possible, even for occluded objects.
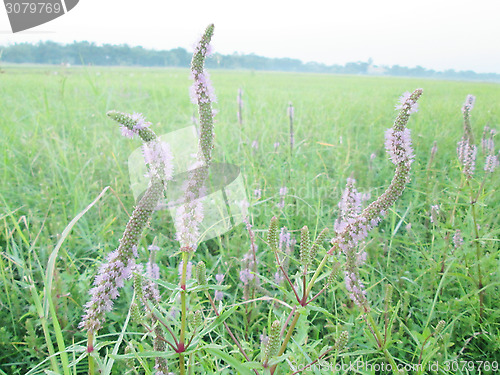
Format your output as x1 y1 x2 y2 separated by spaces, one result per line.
0 66 499 373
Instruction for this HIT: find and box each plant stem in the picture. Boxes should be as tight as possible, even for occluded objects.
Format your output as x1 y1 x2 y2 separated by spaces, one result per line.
417 332 435 367
87 332 95 375
179 355 186 375
179 251 189 375
449 180 465 227
305 255 328 297
270 309 301 375
274 248 301 302
269 254 330 374
469 185 484 320
48 297 70 375
280 306 297 337
473 174 487 204
269 253 331 373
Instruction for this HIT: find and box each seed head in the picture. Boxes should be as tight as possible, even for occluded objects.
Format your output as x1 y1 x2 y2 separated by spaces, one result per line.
264 320 281 361
384 284 393 310
131 302 142 323
190 310 203 329
334 331 349 351
196 261 207 286
107 110 156 142
326 262 340 288
268 216 279 251
435 320 445 335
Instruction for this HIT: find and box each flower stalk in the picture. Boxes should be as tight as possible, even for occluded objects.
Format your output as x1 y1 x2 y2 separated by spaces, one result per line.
271 90 422 374
80 110 174 375
328 89 422 311
175 24 217 374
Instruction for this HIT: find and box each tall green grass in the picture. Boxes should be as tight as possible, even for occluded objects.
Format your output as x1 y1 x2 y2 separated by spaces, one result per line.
0 65 499 373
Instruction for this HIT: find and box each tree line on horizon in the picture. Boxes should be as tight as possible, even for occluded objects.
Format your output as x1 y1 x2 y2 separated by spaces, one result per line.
1 40 498 81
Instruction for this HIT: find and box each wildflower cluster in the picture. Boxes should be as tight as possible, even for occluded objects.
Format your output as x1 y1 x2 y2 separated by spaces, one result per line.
190 23 216 164
79 248 137 332
334 177 362 234
240 221 260 300
142 140 174 181
176 24 217 253
457 139 477 179
80 109 173 337
457 95 477 179
329 89 422 311
482 126 498 173
75 22 467 375
457 95 498 177
175 182 207 252
108 110 155 142
395 91 419 114
140 244 161 303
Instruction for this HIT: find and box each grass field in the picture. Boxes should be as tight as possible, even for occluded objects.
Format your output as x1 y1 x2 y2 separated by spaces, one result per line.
0 64 499 374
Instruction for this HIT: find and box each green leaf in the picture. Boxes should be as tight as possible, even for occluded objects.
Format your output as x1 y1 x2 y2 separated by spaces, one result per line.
205 347 254 375
243 361 264 371
307 303 334 318
43 186 110 318
198 305 238 337
268 353 292 366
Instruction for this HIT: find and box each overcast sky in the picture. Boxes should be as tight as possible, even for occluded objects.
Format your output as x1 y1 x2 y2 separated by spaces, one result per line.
1 0 499 73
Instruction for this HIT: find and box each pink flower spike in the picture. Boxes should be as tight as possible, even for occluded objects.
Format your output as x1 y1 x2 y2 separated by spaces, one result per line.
120 126 136 138
462 94 476 113
484 154 499 173
395 91 419 114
